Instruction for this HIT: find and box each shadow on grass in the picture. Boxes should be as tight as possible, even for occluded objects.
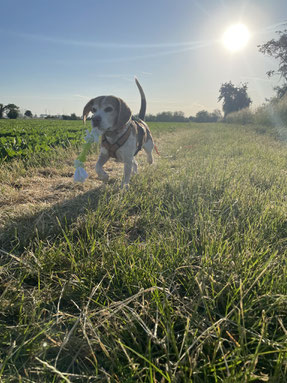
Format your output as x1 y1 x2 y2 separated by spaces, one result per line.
0 180 117 254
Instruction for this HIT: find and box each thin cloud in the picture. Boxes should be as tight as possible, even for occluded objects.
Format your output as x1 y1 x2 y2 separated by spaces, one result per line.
140 72 153 76
9 30 213 50
86 41 215 63
264 21 287 31
92 74 134 82
256 20 287 36
73 94 90 100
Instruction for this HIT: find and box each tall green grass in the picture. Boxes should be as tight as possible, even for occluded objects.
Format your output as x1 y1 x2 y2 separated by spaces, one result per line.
225 95 287 141
0 123 286 382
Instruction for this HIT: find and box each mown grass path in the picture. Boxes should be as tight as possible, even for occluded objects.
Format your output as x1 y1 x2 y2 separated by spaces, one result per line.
0 123 286 382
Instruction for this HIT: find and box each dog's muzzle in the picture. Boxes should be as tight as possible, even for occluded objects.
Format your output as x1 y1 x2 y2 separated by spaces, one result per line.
92 115 102 127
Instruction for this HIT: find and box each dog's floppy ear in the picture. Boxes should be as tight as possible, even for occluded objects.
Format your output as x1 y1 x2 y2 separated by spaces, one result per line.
115 98 132 130
82 96 105 124
83 99 95 124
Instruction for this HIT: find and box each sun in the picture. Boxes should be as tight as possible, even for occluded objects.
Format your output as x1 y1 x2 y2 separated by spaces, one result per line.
222 23 250 52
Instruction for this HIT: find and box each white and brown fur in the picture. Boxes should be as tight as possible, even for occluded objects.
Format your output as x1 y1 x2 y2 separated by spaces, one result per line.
83 78 154 188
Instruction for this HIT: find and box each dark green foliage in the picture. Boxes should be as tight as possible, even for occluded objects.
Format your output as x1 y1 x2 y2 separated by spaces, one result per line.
146 111 189 122
24 110 33 118
0 104 5 119
192 109 222 123
259 29 287 98
0 103 20 119
218 82 252 117
0 119 85 160
61 113 81 120
7 109 19 119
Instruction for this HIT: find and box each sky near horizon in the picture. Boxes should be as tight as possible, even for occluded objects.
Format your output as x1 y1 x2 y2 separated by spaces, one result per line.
1 0 287 117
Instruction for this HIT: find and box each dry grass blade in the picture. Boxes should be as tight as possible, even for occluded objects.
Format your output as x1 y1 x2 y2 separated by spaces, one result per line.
35 357 72 383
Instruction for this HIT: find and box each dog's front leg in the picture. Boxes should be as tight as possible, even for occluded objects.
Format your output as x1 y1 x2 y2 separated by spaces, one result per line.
95 152 110 181
131 158 138 175
121 161 133 189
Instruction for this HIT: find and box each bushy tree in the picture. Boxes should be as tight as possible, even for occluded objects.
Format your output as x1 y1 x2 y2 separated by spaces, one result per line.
61 113 80 120
195 110 210 122
190 109 222 123
258 29 287 98
0 104 4 118
218 82 252 117
0 104 9 118
24 110 33 118
145 111 188 122
7 109 19 119
6 104 20 119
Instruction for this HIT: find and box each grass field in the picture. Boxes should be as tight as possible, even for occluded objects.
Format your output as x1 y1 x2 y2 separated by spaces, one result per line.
0 121 287 382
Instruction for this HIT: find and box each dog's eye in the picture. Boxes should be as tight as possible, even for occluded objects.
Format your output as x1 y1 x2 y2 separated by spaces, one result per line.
104 107 113 113
92 107 97 113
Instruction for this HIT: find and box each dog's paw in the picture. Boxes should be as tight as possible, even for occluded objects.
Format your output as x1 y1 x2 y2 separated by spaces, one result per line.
97 173 109 182
120 183 129 192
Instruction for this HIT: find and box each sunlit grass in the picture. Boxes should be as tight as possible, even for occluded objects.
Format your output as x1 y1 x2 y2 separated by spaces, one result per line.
0 122 286 382
225 95 287 142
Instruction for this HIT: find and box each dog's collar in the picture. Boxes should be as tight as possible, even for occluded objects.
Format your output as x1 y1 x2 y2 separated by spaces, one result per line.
104 119 131 138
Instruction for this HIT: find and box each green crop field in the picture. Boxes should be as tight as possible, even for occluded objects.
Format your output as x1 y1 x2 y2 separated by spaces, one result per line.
0 119 181 162
0 121 286 382
0 119 86 161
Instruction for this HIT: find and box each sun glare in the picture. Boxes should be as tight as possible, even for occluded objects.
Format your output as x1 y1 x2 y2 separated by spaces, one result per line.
222 23 250 52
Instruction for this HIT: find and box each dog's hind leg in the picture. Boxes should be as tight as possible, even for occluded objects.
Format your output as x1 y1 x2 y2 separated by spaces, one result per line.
121 161 133 189
131 158 138 175
143 139 154 165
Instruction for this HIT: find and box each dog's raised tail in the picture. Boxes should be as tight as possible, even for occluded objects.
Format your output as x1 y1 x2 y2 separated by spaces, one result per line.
135 77 146 121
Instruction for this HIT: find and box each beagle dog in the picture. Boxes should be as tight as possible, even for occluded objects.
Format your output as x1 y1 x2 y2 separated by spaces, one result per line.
83 78 155 188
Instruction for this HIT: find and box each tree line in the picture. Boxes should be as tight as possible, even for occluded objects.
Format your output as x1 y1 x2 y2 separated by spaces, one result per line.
145 109 222 122
1 29 286 122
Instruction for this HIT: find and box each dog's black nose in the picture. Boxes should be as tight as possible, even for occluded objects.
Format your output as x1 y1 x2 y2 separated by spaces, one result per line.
92 115 102 126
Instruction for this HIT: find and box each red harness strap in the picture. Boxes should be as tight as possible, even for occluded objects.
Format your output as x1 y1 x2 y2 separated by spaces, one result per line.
102 125 131 159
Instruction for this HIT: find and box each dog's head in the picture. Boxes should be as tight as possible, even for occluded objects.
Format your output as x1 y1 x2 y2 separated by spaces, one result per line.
83 96 132 132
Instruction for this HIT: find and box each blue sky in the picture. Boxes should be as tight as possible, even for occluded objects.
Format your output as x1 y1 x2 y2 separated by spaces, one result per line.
1 0 287 117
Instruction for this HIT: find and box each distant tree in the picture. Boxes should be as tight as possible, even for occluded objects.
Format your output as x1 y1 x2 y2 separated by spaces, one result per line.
0 103 10 118
218 82 252 117
258 29 287 98
173 111 187 122
61 113 80 120
192 109 222 123
0 104 4 118
24 110 33 118
70 113 78 120
6 104 20 119
156 111 173 122
145 114 156 122
146 111 189 122
7 109 19 119
195 110 210 122
211 109 222 121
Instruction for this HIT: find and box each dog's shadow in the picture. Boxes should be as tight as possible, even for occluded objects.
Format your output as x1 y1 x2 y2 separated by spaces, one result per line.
0 180 118 254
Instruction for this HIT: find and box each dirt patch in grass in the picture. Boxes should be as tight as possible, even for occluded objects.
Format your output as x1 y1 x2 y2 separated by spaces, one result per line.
0 149 154 251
